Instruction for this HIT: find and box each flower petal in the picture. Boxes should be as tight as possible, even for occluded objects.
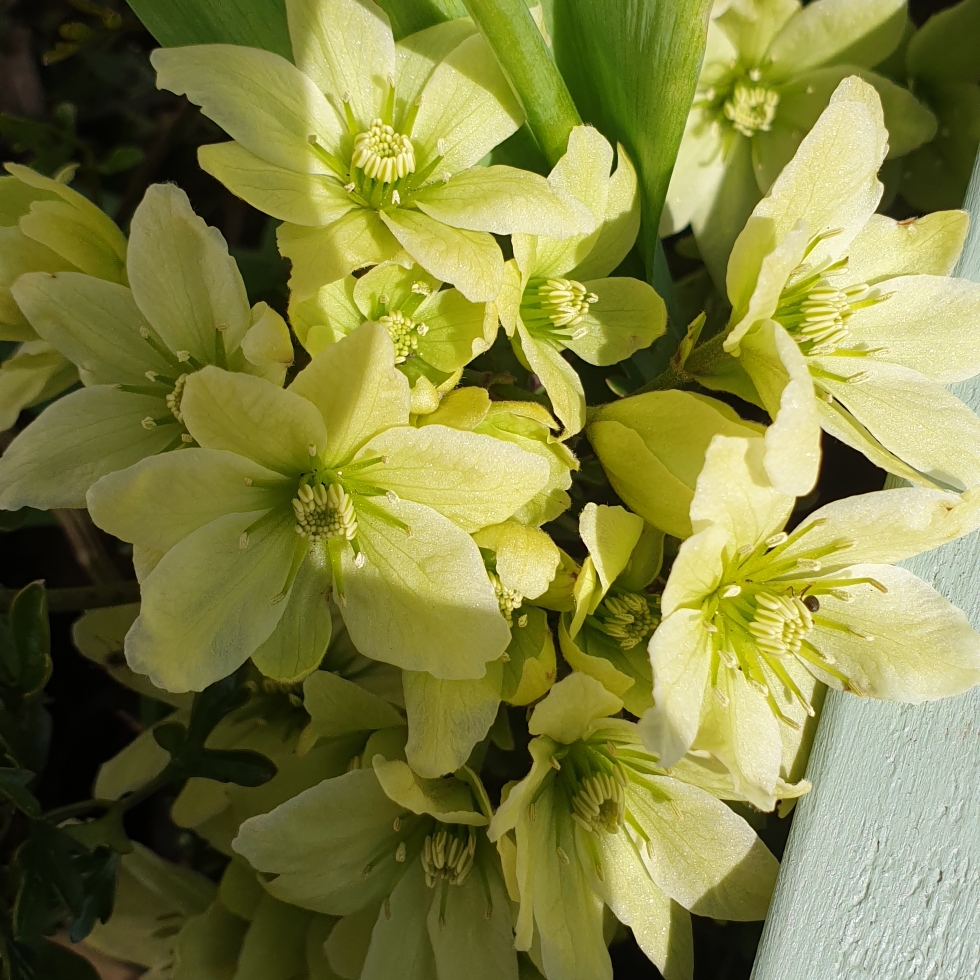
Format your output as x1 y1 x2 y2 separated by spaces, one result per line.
300 671 403 745
842 211 969 285
639 608 711 767
848 275 980 383
233 768 405 915
373 758 487 825
199 141 354 227
359 424 549 531
402 667 502 778
739 321 821 497
289 322 410 465
379 208 504 303
579 502 644 601
693 666 783 810
627 774 779 916
661 112 727 239
516 323 585 435
767 0 906 79
0 387 175 510
784 486 980 569
86 448 287 553
411 34 522 174
128 184 251 361
563 277 666 367
415 286 492 372
278 211 401 301
595 829 693 980
529 672 623 744
394 20 477 115
415 165 592 239
11 272 163 386
809 563 980 700
251 556 333 683
0 227 69 341
342 497 510 678
690 434 795 544
286 0 394 122
151 45 345 174
811 357 980 489
750 76 887 266
182 367 327 475
0 342 75 431
127 510 296 692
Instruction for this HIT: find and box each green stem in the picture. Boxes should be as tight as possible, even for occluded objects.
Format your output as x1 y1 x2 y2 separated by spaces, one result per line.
0 581 140 614
460 0 581 167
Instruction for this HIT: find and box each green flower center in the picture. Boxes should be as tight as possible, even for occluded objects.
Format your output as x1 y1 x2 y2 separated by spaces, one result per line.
352 118 417 185
165 372 189 424
379 309 427 363
559 742 628 838
707 524 887 727
292 481 357 544
490 572 523 625
421 825 477 888
723 82 780 137
521 277 598 344
595 592 660 650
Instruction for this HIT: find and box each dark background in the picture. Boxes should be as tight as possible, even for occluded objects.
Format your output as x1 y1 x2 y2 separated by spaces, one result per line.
0 0 965 976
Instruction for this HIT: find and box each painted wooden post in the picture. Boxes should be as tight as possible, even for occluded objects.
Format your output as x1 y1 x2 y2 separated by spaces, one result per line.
751 148 980 980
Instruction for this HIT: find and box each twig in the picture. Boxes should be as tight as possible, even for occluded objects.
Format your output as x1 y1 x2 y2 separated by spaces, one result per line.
0 581 139 614
53 509 124 590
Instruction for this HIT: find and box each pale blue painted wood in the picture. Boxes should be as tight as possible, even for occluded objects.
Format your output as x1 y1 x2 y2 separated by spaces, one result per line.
751 149 980 980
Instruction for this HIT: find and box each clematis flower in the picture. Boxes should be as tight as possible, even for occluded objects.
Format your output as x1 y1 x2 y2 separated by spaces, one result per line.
557 503 664 718
234 742 519 980
688 76 980 490
662 0 937 281
0 183 293 511
152 0 592 304
289 259 496 390
641 433 980 809
87 323 550 692
496 126 666 434
0 163 128 429
488 673 779 980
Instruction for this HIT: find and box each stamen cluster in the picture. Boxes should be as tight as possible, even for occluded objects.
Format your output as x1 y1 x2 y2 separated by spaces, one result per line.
596 592 660 650
352 119 417 184
379 310 428 363
421 826 477 888
490 572 523 625
292 482 357 543
165 373 189 424
723 82 780 137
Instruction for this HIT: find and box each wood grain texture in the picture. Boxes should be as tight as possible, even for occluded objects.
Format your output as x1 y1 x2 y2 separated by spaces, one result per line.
752 149 980 980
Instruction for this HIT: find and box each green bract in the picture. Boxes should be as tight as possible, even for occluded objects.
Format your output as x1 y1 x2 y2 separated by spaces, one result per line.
488 674 779 980
693 76 980 490
234 748 518 980
151 0 592 304
496 126 666 434
663 0 937 280
87 323 550 692
290 259 496 390
0 163 128 430
0 183 292 511
642 433 980 808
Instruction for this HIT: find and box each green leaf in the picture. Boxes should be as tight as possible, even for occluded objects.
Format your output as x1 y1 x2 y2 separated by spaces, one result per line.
185 670 250 748
552 0 713 270
126 0 293 60
6 581 51 696
0 768 40 818
907 0 980 86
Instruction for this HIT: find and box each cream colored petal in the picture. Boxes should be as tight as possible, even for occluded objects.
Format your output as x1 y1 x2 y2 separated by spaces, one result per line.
841 211 969 285
579 502 644 600
394 20 477 115
750 76 887 265
661 524 730 616
198 142 353 227
278 211 401 301
411 34 522 174
639 608 712 767
515 322 585 435
286 0 394 122
0 342 75 431
812 357 980 489
182 366 326 475
151 45 345 173
739 321 821 497
128 184 251 361
715 0 799 64
847 275 980 383
661 111 727 238
529 671 623 744
289 322 410 465
808 563 980 701
0 387 175 510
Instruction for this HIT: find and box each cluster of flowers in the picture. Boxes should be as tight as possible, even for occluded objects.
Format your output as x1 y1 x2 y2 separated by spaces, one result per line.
2 2 980 978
